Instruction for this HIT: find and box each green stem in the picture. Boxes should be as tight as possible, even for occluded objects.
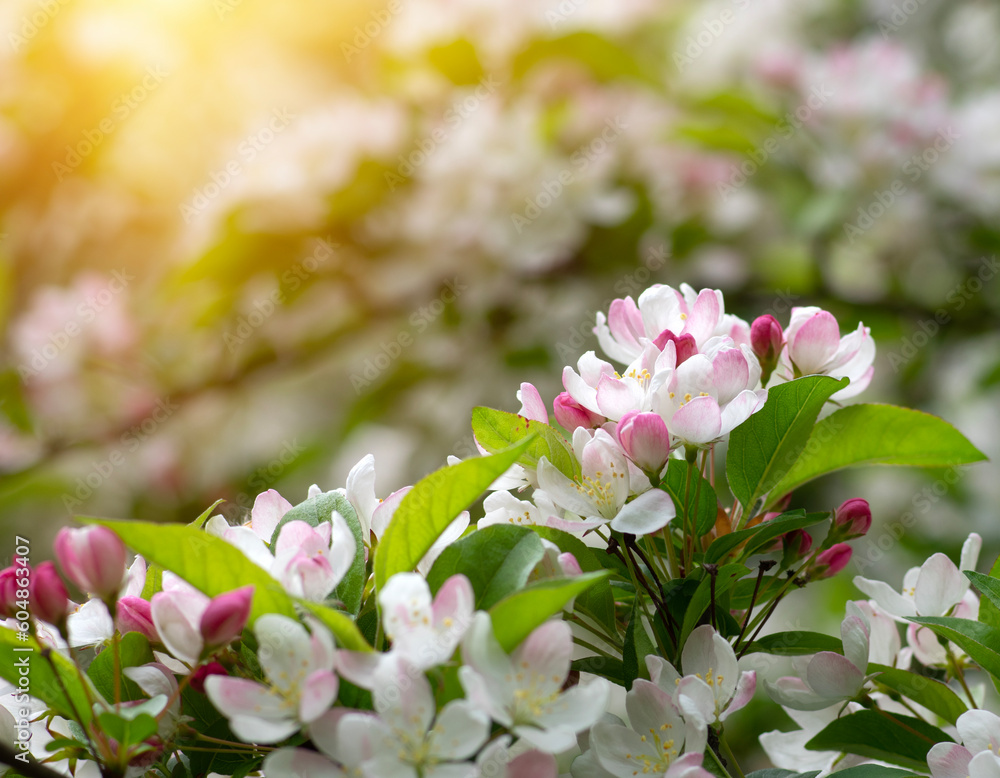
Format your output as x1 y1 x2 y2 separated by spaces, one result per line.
568 612 623 650
947 649 978 709
718 729 745 778
705 737 735 778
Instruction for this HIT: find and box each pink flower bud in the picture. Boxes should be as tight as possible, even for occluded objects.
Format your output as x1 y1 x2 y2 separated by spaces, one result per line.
54 526 127 600
199 586 253 651
652 330 698 365
616 411 671 475
0 567 19 619
835 498 871 537
189 661 228 694
557 552 582 577
553 392 605 431
30 562 70 627
750 315 783 362
117 596 159 642
815 543 852 578
783 529 812 557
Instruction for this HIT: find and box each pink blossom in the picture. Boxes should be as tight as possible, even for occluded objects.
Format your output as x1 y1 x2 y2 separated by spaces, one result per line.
200 586 254 651
29 562 70 628
54 526 128 600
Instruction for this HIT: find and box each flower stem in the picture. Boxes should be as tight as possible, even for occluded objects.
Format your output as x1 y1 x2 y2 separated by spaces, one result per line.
718 729 745 778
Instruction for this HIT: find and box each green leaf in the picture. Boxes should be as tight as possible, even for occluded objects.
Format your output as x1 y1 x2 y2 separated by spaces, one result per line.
97 707 160 747
488 571 611 652
679 564 748 645
622 597 656 689
869 665 967 725
746 771 820 778
426 524 545 609
79 516 371 651
531 526 617 634
769 405 987 501
80 517 297 623
88 632 155 703
976 556 1000 630
661 459 718 537
511 32 652 85
911 617 1000 678
572 656 625 685
806 710 951 770
742 631 843 656
471 407 579 479
0 627 100 724
188 499 225 529
704 509 828 564
374 439 534 590
819 767 920 778
967 570 1000 614
272 490 366 615
727 376 848 512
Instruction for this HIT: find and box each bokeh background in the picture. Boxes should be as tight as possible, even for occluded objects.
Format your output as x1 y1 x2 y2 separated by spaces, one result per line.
1 0 998 750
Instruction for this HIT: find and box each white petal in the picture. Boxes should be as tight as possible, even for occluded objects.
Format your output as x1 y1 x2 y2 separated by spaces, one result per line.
852 576 916 619
609 489 676 535
429 699 490 760
915 554 968 617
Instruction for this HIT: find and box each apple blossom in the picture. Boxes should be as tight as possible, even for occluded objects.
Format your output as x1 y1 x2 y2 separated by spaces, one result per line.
771 307 875 400
647 625 756 726
478 489 561 529
345 454 411 546
271 515 356 602
765 603 872 710
554 391 607 431
759 703 867 775
54 525 127 601
200 585 254 651
616 410 672 477
28 562 70 628
116 595 159 642
928 711 1000 778
65 555 147 648
249 489 293 543
205 614 338 744
853 532 982 619
151 585 210 665
459 613 609 753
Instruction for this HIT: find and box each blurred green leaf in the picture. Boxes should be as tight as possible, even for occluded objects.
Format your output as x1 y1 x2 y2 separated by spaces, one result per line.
806 710 951 770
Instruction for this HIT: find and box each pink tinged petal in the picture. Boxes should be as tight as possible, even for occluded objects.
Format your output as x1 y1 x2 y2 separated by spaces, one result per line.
957 709 1000 755
275 520 323 556
298 669 338 723
646 655 681 691
432 574 475 634
665 752 715 778
558 552 582 576
255 614 316 692
124 663 178 700
682 289 723 345
553 392 605 431
764 676 833 711
117 596 158 642
220 525 274 569
653 330 699 365
123 556 147 598
915 554 968 617
720 390 764 437
544 516 608 533
595 375 644 421
711 348 752 406
251 489 293 543
336 712 393 768
54 526 127 599
534 678 609 736
751 315 783 363
610 488 677 535
788 311 841 374
506 751 558 778
853 575 916 619
229 715 301 745
513 620 573 691
200 586 254 650
373 659 435 733
722 670 756 721
335 650 385 690
151 590 207 664
670 395 723 446
908 624 947 666
204 675 288 721
627 679 683 735
263 748 347 778
590 721 658 775
517 382 549 424
430 699 491 760
805 652 865 700
617 412 671 474
840 612 870 673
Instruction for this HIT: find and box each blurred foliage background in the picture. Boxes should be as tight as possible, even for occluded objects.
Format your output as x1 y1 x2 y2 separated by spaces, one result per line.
0 0 998 688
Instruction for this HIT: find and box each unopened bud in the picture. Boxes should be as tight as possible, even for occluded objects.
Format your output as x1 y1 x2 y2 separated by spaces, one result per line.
815 543 852 578
30 562 70 628
553 392 605 431
750 315 783 383
834 498 871 538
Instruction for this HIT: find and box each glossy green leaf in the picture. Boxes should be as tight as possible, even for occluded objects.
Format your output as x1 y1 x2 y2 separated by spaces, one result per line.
426 524 545 609
704 509 827 564
976 557 1000 630
911 617 1000 678
680 564 748 645
0 626 100 724
743 631 843 656
661 459 718 537
572 656 625 686
471 407 579 479
727 376 848 511
488 571 611 652
88 632 155 703
769 405 987 502
806 710 951 770
869 665 967 725
374 439 534 590
967 570 1000 614
531 526 617 634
